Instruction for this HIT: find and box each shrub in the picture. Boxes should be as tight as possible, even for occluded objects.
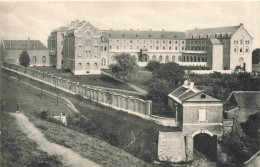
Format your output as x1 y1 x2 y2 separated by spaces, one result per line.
38 110 48 119
19 51 30 67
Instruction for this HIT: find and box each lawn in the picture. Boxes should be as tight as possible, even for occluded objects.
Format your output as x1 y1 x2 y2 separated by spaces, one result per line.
2 68 179 163
31 66 134 91
126 70 153 91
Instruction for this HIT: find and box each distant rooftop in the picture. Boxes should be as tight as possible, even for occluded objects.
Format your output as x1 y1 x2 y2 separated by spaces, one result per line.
2 39 48 50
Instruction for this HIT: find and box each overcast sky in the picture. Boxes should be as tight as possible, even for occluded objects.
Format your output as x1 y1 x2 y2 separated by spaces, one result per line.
1 1 260 49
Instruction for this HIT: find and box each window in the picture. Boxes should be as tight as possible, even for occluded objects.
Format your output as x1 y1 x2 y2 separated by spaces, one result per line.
240 48 243 53
234 48 237 53
163 46 165 50
117 40 119 43
152 55 156 61
172 56 175 62
100 46 103 51
9 44 12 48
175 41 178 44
169 41 172 44
182 41 184 44
78 63 82 70
33 56 37 63
169 46 172 50
130 46 132 50
156 46 159 50
101 58 106 66
42 56 46 63
240 39 243 44
150 46 152 50
104 46 107 51
33 44 36 49
130 40 132 43
199 108 207 122
137 46 139 50
86 63 90 70
175 46 177 50
246 47 249 53
159 55 162 62
165 55 169 62
156 40 159 44
110 46 112 49
95 63 98 69
163 40 165 44
117 45 119 50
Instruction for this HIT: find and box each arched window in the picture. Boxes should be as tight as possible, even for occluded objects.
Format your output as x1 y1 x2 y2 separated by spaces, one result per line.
78 63 82 70
240 35 244 44
246 47 249 53
95 63 98 69
165 55 169 62
191 56 193 62
42 56 46 63
101 57 106 66
172 56 176 62
152 55 156 61
198 57 200 62
159 55 163 62
156 46 159 50
240 48 243 53
234 48 237 53
202 57 204 62
169 46 172 50
194 56 197 62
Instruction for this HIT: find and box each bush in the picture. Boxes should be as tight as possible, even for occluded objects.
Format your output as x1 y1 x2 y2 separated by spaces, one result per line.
38 110 48 119
145 61 161 71
19 51 30 67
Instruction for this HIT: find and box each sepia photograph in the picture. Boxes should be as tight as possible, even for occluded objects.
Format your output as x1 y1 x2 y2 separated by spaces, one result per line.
0 1 259 167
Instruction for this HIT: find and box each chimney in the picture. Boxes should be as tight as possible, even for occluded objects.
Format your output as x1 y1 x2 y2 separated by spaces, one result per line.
82 20 86 24
28 37 30 43
162 29 164 31
195 27 198 30
240 23 243 26
149 29 152 31
189 82 194 89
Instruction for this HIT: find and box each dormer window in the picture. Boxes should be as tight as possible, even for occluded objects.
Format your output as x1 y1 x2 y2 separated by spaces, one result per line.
109 34 112 37
33 43 36 49
136 34 139 38
23 44 26 49
149 35 152 38
9 43 12 48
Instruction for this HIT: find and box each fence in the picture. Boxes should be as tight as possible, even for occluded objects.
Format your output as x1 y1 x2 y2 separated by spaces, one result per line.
2 62 152 116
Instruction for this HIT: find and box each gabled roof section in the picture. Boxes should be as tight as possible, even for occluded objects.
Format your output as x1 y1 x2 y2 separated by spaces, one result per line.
3 40 48 50
168 81 221 104
226 91 260 108
103 29 186 40
187 25 240 39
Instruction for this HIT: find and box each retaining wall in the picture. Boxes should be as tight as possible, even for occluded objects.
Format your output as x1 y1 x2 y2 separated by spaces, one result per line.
3 62 152 116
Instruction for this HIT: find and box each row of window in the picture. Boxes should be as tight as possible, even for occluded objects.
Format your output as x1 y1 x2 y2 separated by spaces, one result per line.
234 47 250 53
9 43 37 49
111 39 185 45
78 62 98 70
110 45 184 51
191 33 231 39
186 46 207 51
182 55 207 62
31 56 46 63
233 39 250 45
187 40 208 45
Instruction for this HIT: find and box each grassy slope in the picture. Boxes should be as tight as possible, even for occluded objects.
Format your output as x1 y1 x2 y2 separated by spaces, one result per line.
32 66 134 91
3 68 179 163
126 71 153 91
0 107 65 167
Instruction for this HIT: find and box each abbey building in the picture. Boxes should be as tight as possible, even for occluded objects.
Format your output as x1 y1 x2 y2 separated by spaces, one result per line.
48 20 253 75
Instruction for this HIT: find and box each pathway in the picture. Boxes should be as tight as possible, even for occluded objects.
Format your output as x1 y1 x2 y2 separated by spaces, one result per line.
11 112 100 167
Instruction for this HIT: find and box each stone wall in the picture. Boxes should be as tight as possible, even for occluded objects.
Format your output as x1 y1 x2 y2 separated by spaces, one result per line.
3 62 152 116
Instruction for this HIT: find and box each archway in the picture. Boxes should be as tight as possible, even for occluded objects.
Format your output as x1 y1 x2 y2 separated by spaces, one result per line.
193 133 217 161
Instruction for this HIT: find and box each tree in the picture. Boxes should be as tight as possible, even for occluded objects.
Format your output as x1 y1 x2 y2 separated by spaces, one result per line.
109 53 138 81
252 49 260 64
145 61 161 71
19 50 30 67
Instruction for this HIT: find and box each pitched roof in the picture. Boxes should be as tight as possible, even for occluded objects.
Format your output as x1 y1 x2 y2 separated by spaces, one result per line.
186 25 241 39
3 40 48 50
103 30 186 40
226 91 260 108
168 82 221 104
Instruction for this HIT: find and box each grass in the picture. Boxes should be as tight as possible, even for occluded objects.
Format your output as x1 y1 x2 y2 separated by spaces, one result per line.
126 70 153 91
31 66 134 91
0 107 65 167
2 68 180 163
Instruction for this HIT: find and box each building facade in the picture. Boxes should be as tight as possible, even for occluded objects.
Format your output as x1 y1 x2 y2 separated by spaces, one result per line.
58 21 253 75
48 26 69 69
0 38 49 66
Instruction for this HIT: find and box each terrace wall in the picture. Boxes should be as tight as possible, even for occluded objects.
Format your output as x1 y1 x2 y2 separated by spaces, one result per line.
3 62 152 116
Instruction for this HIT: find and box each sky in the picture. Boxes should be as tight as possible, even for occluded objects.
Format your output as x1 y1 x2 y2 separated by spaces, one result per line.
0 1 260 49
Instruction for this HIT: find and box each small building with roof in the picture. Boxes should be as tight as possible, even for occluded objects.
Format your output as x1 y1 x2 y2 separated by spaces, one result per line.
168 80 223 161
0 38 49 66
225 91 260 122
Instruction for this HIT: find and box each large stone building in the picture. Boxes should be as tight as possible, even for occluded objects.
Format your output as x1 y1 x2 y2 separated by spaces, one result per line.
0 38 49 66
48 26 70 69
56 20 253 75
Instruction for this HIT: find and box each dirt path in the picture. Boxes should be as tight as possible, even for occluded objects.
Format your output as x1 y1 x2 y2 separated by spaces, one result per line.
10 112 100 167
